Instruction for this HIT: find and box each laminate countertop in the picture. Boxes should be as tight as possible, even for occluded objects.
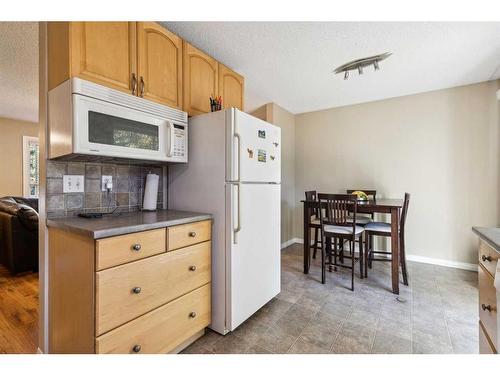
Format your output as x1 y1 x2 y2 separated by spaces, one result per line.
473 226 500 253
47 209 212 239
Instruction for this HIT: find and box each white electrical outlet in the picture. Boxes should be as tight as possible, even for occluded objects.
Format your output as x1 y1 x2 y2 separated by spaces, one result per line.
102 175 113 191
63 175 84 193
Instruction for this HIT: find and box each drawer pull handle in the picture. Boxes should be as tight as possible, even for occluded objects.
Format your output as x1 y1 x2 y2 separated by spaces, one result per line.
132 287 142 294
132 243 142 251
189 311 197 318
482 303 492 312
132 344 141 353
482 255 492 262
189 231 197 237
189 265 197 271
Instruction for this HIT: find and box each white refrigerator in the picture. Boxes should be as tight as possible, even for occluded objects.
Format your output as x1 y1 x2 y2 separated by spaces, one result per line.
168 108 281 335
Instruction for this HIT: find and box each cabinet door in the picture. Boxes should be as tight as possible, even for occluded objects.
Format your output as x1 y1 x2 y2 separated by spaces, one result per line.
137 22 183 108
218 63 244 111
70 22 136 94
183 42 218 116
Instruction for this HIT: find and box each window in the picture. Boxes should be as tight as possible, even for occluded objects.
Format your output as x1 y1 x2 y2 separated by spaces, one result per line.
23 136 39 198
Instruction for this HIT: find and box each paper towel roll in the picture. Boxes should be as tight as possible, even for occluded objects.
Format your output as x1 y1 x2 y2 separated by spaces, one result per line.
143 173 159 211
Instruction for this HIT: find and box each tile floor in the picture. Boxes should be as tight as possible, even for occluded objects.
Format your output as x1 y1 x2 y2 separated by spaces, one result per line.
182 243 478 354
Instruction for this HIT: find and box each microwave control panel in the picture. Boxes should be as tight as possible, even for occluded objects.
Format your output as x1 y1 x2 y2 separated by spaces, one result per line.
172 124 187 158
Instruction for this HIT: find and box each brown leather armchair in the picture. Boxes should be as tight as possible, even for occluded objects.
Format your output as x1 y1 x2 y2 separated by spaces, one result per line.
0 197 38 274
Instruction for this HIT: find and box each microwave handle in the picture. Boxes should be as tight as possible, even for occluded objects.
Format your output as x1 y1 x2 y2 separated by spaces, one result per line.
166 121 175 157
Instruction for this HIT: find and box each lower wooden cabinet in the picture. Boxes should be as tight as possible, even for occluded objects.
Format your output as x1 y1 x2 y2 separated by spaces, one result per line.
96 284 210 354
477 238 499 354
48 219 212 354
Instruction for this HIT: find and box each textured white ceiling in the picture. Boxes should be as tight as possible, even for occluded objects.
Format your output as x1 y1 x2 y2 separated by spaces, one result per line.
162 22 500 114
0 22 38 122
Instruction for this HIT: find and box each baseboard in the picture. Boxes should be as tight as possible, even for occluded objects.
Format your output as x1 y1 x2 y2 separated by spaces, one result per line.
281 238 302 249
285 238 478 272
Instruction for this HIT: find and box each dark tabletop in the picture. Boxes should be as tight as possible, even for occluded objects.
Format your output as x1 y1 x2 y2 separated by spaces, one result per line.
302 198 404 208
47 209 213 239
472 227 500 253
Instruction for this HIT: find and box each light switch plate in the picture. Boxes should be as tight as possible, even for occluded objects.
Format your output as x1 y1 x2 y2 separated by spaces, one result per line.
102 175 113 191
63 175 84 193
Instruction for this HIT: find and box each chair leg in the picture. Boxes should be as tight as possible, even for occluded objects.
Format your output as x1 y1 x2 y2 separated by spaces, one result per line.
400 235 409 286
358 235 363 279
368 234 373 269
364 232 368 278
351 251 355 292
313 228 318 259
321 235 326 284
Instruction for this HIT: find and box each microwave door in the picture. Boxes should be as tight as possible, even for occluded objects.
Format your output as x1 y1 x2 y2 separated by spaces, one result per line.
73 94 164 161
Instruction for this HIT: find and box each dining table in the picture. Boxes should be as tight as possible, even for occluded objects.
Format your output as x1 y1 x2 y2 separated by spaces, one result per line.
301 198 404 294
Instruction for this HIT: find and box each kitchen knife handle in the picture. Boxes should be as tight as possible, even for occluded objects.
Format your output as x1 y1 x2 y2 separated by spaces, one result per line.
131 73 137 95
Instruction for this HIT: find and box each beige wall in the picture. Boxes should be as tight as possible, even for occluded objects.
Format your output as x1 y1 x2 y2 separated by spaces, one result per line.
0 117 38 197
294 81 500 265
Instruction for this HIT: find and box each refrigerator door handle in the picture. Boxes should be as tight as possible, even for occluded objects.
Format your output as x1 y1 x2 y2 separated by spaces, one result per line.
233 183 241 244
233 132 241 182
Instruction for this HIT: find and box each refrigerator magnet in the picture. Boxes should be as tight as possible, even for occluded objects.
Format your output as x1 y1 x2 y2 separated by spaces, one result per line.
247 148 254 158
258 130 266 139
270 155 275 161
258 149 266 162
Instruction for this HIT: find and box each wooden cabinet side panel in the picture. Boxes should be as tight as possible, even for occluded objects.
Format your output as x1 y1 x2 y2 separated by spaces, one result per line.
183 42 218 116
48 228 95 353
218 63 244 111
70 22 136 93
137 22 183 108
47 22 70 90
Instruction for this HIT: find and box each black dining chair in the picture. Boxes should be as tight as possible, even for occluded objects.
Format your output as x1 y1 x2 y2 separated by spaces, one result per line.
305 191 321 259
363 192 410 285
318 194 365 291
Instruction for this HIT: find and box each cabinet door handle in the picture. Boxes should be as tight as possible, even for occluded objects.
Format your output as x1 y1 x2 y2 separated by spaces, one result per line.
132 243 141 251
189 265 197 271
131 73 137 95
189 231 197 237
482 303 492 312
132 287 142 294
139 76 145 97
132 344 141 353
189 312 197 318
482 255 492 262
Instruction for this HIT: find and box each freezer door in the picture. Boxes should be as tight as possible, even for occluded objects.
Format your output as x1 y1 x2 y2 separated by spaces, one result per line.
228 182 281 330
229 110 281 183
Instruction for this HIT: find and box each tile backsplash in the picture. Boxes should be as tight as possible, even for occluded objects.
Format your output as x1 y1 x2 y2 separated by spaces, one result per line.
46 160 164 218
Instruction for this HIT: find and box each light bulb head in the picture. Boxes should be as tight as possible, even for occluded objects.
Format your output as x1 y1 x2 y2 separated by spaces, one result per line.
344 70 349 80
374 60 380 70
358 66 363 75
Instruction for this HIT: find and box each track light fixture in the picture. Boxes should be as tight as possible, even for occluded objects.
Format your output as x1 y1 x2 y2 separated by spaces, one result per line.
334 52 391 80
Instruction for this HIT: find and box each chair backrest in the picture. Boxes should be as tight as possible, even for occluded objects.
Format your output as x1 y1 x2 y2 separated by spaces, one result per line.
305 190 318 218
400 192 410 232
346 189 377 200
317 193 358 229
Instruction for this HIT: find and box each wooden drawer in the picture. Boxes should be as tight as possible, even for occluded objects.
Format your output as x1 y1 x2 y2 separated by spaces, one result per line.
479 264 497 349
96 283 211 353
480 320 497 354
479 240 499 278
96 229 166 270
167 220 211 251
96 241 211 335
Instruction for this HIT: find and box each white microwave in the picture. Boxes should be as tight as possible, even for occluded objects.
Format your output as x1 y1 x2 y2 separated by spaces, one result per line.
48 78 188 163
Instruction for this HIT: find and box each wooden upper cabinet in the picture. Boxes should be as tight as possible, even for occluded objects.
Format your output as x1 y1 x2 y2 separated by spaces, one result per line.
183 42 218 116
137 22 183 108
218 64 244 111
48 22 136 93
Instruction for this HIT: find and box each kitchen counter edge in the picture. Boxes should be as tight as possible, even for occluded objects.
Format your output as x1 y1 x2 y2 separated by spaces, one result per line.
47 210 213 239
472 226 500 254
